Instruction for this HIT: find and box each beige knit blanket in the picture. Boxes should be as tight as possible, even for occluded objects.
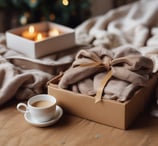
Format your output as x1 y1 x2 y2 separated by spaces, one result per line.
0 33 86 106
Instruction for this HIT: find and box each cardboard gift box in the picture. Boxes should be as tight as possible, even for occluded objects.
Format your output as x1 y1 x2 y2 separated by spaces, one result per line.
6 21 75 58
47 72 158 130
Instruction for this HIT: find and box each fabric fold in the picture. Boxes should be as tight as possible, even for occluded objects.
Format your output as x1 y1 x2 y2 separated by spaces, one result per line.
75 0 158 49
0 38 87 105
58 46 153 102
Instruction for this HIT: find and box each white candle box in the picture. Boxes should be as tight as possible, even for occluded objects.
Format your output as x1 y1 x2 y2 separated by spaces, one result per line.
6 21 75 58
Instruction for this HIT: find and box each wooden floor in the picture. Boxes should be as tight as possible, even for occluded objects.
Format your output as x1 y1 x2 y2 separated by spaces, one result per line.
0 100 158 146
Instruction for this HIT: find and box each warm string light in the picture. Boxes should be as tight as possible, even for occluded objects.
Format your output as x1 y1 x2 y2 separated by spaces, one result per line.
49 13 56 21
20 12 30 25
30 0 37 3
30 0 38 8
62 0 69 6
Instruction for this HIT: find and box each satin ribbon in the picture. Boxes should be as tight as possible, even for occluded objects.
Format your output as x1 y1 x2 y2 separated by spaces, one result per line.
60 49 150 103
79 55 113 103
77 52 147 103
95 70 112 103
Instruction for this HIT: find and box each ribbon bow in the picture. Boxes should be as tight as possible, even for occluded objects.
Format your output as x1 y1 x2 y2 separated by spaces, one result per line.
77 51 113 103
74 49 152 103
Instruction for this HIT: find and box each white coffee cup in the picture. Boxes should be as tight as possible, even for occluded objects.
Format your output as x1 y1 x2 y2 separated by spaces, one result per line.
17 94 57 122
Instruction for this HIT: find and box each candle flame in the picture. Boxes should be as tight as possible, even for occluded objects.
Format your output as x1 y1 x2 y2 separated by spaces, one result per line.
49 29 60 37
36 33 43 41
29 25 35 33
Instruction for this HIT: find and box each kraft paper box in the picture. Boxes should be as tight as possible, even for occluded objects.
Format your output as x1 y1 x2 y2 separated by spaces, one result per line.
47 73 158 130
6 21 75 58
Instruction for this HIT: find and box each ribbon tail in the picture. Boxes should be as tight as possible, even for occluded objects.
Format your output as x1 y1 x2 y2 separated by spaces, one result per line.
95 70 112 103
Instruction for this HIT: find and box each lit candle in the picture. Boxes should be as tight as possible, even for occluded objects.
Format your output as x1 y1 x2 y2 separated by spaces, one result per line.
22 25 37 40
35 33 46 41
48 28 60 37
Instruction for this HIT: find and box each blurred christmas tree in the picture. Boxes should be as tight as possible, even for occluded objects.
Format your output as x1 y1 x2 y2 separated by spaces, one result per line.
0 0 91 31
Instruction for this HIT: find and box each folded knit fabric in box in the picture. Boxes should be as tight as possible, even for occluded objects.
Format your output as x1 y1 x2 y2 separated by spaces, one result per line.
58 45 153 102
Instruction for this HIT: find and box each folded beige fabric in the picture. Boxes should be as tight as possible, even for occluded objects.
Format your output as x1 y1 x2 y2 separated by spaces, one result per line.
71 78 95 96
93 72 138 101
58 47 113 89
139 46 158 73
0 36 86 106
59 46 153 102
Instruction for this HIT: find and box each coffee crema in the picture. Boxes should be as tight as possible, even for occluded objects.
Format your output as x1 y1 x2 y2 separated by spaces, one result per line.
32 100 53 107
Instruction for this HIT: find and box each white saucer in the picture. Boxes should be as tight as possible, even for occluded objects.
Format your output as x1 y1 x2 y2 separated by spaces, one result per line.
24 105 63 127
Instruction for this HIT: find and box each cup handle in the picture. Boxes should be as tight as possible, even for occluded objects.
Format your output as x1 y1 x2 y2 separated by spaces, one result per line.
16 103 28 114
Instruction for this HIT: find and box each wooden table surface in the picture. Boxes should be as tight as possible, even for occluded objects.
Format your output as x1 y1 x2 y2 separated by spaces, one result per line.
0 99 158 146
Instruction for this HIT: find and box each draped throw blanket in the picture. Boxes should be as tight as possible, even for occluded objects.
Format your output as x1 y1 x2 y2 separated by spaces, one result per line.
75 0 158 72
0 36 83 106
75 0 158 49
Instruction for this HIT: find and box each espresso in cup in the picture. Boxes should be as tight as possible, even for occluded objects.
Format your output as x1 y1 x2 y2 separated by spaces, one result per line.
17 94 57 122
